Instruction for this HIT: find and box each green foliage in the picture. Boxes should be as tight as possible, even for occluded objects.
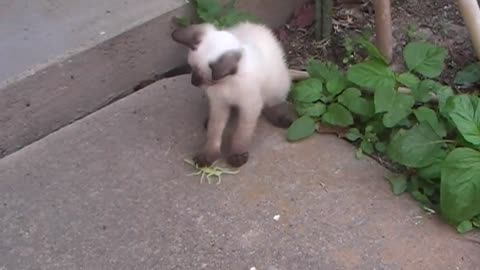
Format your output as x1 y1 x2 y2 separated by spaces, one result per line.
288 38 480 232
403 42 447 78
178 0 257 28
287 115 316 142
441 148 480 225
454 62 480 86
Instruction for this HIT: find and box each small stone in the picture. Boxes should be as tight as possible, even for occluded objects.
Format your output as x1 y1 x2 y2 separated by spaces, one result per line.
273 215 280 221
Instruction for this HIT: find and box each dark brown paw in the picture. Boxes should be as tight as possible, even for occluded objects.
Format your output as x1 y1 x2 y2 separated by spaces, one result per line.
272 116 293 129
227 152 249 167
193 152 217 167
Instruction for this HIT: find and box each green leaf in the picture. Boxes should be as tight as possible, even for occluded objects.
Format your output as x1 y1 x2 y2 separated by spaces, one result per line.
403 42 447 78
347 60 396 92
454 62 480 86
356 37 388 64
435 86 455 116
291 79 324 103
287 116 316 142
385 174 408 195
387 122 444 168
417 150 447 180
397 72 420 89
295 102 326 117
338 88 375 117
321 103 354 127
345 128 362 141
441 148 480 224
307 60 343 83
457 220 474 234
374 88 415 127
326 76 349 95
360 140 374 155
196 0 223 22
375 142 386 153
412 80 437 102
414 106 446 137
448 95 480 145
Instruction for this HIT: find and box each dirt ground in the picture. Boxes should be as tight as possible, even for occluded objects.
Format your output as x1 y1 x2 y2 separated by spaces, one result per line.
276 0 477 91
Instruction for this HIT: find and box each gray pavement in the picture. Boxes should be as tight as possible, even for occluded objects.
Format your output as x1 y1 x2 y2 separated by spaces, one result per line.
1 75 479 270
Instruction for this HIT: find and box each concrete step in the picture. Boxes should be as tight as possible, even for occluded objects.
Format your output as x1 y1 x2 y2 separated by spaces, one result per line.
1 75 478 269
0 0 305 158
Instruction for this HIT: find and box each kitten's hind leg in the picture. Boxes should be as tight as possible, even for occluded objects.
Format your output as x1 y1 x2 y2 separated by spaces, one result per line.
262 103 293 129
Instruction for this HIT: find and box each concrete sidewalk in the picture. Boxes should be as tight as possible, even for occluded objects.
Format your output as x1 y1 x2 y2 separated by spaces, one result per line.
1 75 479 270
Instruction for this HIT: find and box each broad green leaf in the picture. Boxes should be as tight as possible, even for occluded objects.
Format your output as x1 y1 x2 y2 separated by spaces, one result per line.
345 128 362 141
374 87 395 113
326 76 349 95
375 88 415 127
417 150 447 180
385 174 408 195
375 142 386 153
454 62 480 86
413 80 437 102
403 42 447 78
356 37 388 64
295 102 326 117
360 140 374 155
291 79 324 103
441 148 480 224
321 103 354 127
397 72 420 89
338 88 375 117
387 122 444 168
347 60 396 92
307 60 343 83
435 86 455 116
287 115 316 142
448 95 480 145
414 106 446 137
457 220 474 234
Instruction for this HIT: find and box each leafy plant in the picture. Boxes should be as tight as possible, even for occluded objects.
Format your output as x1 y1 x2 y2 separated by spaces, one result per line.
176 0 257 28
287 38 480 233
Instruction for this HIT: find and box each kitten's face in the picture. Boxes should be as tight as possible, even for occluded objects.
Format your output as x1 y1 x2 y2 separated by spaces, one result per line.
172 24 243 87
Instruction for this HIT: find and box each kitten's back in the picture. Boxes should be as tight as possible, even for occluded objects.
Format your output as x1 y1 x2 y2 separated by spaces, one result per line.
227 22 291 105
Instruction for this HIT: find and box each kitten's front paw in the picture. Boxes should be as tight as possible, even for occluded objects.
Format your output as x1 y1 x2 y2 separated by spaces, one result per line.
227 152 249 167
193 152 218 167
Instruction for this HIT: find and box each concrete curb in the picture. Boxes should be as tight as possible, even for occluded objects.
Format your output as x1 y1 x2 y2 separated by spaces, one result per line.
0 0 306 158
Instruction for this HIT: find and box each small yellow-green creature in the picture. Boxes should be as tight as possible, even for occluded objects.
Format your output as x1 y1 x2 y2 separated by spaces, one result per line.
183 158 240 185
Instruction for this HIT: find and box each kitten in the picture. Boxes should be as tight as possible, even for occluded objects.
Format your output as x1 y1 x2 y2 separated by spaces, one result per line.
171 21 292 168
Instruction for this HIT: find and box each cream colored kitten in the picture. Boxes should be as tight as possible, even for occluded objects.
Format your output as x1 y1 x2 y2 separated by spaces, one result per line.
172 21 292 168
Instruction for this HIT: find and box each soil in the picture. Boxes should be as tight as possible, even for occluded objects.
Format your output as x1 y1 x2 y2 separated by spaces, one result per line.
276 0 477 92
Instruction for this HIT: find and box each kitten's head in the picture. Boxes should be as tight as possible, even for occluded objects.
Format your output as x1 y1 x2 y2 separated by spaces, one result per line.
172 24 243 87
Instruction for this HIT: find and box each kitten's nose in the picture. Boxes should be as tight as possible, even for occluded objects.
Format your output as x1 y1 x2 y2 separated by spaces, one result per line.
191 72 202 86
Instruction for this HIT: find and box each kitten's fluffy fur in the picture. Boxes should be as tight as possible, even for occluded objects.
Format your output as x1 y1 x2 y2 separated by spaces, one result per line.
172 22 292 167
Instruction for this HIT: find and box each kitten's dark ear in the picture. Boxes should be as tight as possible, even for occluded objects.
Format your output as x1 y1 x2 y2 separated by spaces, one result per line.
171 25 203 50
209 50 243 81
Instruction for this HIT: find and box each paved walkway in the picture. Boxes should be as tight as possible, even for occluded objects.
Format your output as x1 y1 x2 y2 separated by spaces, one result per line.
1 75 478 270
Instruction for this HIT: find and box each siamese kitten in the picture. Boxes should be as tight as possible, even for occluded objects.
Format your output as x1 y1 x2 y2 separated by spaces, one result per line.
171 21 292 168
